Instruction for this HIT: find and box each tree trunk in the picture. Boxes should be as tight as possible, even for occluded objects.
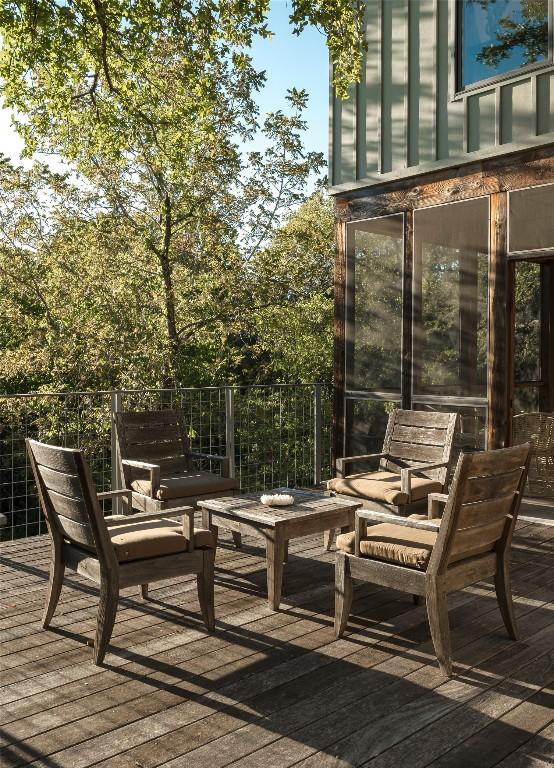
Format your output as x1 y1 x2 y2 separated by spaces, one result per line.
157 194 180 386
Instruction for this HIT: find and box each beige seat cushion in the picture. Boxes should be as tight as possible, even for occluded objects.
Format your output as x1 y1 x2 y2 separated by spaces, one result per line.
131 470 239 501
108 519 214 562
336 523 437 570
328 470 442 506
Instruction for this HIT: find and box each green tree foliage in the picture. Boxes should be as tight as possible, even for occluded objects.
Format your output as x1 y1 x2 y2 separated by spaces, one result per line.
246 190 335 383
0 155 334 393
0 1 344 393
0 0 365 112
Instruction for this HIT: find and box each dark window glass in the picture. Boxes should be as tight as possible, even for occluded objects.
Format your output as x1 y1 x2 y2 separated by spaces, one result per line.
346 215 403 391
460 0 549 89
509 184 554 252
413 199 489 397
345 399 398 471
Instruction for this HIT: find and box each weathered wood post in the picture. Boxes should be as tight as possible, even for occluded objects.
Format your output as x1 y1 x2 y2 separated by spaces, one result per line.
313 383 322 486
225 386 236 480
110 390 123 514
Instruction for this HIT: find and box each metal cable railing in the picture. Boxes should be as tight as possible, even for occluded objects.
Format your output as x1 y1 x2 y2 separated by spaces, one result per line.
0 384 332 541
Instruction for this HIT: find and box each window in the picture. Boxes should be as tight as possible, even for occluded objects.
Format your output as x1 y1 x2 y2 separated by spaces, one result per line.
345 215 403 392
413 198 490 398
509 184 554 253
459 0 550 90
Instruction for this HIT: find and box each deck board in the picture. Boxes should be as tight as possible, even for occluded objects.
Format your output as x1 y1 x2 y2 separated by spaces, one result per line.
1 520 553 768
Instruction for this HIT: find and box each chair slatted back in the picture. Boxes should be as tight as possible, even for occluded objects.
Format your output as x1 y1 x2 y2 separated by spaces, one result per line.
429 443 531 573
381 409 458 485
26 439 111 560
115 410 192 485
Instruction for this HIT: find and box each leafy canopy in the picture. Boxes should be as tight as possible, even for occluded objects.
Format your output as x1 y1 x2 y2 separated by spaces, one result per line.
0 0 338 391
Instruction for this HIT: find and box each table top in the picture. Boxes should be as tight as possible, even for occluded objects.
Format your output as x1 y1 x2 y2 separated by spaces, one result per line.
198 488 362 526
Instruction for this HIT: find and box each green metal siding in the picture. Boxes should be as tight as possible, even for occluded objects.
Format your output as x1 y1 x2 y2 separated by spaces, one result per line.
330 0 554 192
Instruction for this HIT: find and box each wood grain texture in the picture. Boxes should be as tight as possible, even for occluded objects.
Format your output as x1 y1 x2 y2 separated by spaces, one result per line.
199 489 359 610
25 439 216 666
337 146 554 217
0 516 553 768
488 191 509 449
333 206 348 468
338 444 532 676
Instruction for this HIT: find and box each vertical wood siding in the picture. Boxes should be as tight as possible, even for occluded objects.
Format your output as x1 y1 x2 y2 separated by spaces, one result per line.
330 0 554 190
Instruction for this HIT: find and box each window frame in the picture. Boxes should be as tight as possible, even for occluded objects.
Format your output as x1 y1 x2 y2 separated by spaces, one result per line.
456 0 554 95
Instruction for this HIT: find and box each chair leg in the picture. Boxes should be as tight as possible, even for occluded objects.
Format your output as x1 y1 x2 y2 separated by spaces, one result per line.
232 530 242 549
140 584 149 600
412 594 422 606
324 528 335 551
495 557 519 641
211 524 219 551
197 550 215 632
94 575 119 665
283 540 289 563
426 583 452 676
42 547 65 629
335 552 353 638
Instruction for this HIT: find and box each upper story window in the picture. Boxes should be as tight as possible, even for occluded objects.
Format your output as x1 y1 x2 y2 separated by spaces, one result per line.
459 0 551 90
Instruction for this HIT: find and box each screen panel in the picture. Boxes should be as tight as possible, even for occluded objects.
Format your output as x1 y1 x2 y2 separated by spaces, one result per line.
346 215 403 392
509 184 554 253
413 198 489 398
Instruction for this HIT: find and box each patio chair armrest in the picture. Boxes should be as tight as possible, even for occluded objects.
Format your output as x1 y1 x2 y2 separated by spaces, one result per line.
97 488 133 512
190 452 231 477
427 492 449 519
121 459 159 471
354 512 367 557
97 489 133 502
400 461 448 500
104 506 196 551
121 459 161 497
336 452 387 478
356 508 441 532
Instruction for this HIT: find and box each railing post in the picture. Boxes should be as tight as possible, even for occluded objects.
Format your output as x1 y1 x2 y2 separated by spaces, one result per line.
313 383 322 487
110 390 122 514
225 386 236 480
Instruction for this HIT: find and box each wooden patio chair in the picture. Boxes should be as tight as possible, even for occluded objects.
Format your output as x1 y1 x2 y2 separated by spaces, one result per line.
324 409 458 549
27 438 216 665
334 442 532 676
115 408 239 512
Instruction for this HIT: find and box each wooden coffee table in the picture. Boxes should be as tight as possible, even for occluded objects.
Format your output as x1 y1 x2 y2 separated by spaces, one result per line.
199 488 362 610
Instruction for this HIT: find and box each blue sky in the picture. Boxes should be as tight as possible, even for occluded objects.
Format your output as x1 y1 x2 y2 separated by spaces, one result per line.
249 1 328 157
0 1 329 166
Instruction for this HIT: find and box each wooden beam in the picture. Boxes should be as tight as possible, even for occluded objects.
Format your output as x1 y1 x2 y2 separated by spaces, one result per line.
333 200 349 467
341 145 554 220
488 192 509 449
402 210 413 409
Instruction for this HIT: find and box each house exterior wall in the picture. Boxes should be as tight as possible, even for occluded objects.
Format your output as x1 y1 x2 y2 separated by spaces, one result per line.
330 0 554 193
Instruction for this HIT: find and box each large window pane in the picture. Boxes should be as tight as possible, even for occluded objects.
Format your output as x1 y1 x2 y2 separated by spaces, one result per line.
509 184 554 253
345 399 398 472
346 215 403 391
413 199 489 397
460 0 549 89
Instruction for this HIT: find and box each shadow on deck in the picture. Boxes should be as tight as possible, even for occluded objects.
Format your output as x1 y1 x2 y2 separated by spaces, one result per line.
0 517 553 768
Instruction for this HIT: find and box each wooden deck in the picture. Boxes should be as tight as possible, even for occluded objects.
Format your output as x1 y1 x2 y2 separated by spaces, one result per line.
1 517 553 768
